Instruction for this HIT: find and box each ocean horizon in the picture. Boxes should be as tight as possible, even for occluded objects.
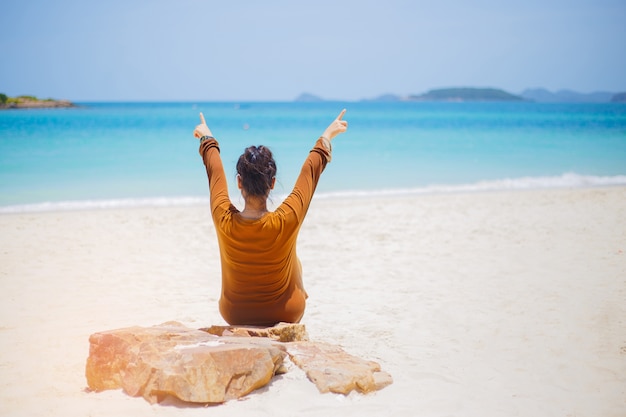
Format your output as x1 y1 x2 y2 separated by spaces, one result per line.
1 101 625 213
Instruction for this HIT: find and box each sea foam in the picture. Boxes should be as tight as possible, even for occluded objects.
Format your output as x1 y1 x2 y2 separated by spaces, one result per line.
1 173 625 214
313 172 626 199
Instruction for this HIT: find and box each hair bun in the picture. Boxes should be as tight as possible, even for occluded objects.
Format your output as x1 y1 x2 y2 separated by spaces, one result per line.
236 145 277 197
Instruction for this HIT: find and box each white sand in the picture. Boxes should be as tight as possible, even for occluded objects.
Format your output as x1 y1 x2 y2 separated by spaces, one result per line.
1 187 625 416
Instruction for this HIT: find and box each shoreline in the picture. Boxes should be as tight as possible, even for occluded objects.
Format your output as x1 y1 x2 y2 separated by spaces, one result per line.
2 172 626 214
1 186 625 416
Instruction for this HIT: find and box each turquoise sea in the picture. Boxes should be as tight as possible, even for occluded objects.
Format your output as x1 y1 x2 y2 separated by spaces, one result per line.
1 101 625 212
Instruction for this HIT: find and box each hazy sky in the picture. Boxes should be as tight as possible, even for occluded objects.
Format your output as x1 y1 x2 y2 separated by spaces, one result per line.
1 0 625 101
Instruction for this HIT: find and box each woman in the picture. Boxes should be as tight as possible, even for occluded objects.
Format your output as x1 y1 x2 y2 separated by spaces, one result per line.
194 110 348 326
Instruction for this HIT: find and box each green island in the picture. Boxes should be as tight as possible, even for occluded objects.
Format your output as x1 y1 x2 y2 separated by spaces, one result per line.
0 93 75 109
409 87 525 102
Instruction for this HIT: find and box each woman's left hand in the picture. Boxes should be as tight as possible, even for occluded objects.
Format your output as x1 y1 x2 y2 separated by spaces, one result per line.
322 109 348 141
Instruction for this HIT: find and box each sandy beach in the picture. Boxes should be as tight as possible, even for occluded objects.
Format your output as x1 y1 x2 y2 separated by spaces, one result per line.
1 187 625 416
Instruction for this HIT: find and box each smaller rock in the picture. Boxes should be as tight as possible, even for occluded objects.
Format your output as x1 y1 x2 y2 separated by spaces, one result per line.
285 342 393 395
201 322 309 342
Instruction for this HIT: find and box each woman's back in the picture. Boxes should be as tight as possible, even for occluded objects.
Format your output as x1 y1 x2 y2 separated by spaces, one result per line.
194 110 347 326
215 209 306 325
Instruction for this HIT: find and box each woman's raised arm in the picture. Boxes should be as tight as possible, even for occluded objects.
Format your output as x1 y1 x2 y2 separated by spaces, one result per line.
277 110 348 220
195 112 231 216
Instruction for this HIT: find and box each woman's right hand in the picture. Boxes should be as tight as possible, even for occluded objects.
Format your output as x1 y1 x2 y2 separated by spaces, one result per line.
194 112 213 139
322 109 348 141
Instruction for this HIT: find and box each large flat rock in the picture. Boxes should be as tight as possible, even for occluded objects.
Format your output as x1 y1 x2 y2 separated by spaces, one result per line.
85 322 285 404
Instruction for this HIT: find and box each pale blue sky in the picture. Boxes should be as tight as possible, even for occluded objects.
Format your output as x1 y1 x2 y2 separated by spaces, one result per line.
1 0 624 101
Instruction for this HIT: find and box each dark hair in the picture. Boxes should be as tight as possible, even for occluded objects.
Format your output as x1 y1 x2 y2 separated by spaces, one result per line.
236 145 277 197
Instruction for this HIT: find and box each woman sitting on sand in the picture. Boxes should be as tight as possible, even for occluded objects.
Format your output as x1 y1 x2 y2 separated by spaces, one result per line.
193 110 348 326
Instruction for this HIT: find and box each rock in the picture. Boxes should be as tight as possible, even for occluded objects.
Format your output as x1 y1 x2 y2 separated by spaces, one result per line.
285 341 393 395
85 322 285 404
85 321 392 405
201 322 309 342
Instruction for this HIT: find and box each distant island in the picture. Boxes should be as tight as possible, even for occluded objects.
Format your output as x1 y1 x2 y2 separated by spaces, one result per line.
300 88 525 102
409 88 525 102
610 92 626 103
296 87 626 103
0 94 75 109
294 93 325 102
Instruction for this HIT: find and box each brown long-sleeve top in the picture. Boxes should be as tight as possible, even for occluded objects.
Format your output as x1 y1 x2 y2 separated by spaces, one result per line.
200 137 331 326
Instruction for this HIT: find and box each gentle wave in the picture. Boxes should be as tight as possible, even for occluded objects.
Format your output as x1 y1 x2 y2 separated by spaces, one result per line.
1 173 625 214
314 172 626 199
0 196 211 214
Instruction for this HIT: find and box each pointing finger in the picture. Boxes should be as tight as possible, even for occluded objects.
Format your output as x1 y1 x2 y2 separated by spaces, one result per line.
199 112 206 125
336 109 346 120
